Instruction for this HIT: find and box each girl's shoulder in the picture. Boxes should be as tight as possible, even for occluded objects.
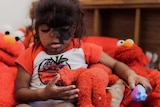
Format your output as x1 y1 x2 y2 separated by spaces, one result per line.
27 42 43 53
22 42 43 60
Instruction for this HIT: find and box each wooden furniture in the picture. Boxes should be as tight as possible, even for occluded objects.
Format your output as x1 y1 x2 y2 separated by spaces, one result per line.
80 0 160 65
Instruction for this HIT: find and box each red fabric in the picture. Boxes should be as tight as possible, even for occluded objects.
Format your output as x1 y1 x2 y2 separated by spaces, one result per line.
83 36 118 56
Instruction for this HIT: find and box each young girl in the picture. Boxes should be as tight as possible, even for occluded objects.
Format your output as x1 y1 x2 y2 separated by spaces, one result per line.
14 0 152 107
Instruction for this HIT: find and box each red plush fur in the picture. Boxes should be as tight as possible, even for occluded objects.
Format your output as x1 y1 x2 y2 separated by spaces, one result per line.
83 36 118 56
0 32 25 106
59 63 119 107
113 39 160 107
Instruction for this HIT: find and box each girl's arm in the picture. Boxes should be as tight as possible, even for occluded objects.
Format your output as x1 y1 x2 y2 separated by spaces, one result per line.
99 51 152 93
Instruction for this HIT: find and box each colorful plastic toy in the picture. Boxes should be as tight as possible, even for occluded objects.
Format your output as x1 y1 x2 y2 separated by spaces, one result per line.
131 84 147 101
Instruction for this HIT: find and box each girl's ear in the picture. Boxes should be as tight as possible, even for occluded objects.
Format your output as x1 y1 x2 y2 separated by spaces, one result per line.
71 24 76 36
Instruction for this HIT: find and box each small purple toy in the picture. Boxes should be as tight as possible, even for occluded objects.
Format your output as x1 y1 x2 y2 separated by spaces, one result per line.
131 84 147 101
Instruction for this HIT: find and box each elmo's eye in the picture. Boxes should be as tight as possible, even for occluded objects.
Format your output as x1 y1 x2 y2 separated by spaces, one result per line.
117 40 124 46
13 30 25 42
126 39 134 44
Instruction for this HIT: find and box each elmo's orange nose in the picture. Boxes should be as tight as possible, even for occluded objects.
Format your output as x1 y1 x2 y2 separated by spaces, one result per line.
123 39 134 47
3 35 16 45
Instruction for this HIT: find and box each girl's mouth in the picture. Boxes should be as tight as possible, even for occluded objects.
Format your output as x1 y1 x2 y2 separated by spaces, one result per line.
50 42 61 49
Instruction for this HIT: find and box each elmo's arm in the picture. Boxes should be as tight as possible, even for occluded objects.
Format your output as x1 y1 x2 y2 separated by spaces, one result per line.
59 66 87 85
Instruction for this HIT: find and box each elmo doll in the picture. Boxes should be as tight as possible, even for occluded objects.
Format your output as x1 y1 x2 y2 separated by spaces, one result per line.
114 39 160 107
59 63 125 107
0 25 25 107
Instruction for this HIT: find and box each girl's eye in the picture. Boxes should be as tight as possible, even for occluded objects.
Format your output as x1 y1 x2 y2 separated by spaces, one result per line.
60 26 70 31
41 28 51 32
39 24 51 32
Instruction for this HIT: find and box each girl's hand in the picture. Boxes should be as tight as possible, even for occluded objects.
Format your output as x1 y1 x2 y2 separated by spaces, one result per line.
127 72 152 93
42 74 79 100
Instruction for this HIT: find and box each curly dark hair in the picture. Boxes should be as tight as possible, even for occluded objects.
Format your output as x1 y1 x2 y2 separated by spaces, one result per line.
32 0 86 42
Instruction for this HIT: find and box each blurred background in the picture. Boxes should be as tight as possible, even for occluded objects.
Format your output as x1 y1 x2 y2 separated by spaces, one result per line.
0 0 33 28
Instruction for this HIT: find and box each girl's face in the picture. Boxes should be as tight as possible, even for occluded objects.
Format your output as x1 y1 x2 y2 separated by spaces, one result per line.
38 24 75 55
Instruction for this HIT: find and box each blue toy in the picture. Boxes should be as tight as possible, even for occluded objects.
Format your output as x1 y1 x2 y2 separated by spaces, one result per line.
131 84 147 101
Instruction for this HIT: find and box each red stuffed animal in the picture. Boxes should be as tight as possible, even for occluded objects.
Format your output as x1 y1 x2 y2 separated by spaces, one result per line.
113 39 160 107
59 63 124 107
0 26 25 107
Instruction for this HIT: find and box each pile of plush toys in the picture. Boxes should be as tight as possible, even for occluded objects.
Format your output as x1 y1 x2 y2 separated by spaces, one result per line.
0 24 160 107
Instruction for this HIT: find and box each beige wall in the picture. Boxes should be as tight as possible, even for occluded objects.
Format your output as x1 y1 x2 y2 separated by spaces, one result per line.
0 0 33 28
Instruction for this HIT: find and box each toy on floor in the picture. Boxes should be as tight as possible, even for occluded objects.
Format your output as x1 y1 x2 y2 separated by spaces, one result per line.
0 25 25 106
114 39 160 107
131 84 147 101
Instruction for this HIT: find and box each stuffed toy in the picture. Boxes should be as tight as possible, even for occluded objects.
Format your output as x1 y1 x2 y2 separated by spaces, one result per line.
58 36 126 107
23 25 35 48
113 39 160 107
0 25 25 107
82 36 118 56
59 63 124 107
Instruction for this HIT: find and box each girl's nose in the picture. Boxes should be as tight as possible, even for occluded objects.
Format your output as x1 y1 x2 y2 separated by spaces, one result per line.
50 30 60 38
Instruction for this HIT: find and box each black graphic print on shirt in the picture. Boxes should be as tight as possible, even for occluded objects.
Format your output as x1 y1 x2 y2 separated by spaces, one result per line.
38 55 70 85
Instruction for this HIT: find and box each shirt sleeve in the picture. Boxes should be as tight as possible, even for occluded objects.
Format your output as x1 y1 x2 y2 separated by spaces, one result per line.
82 42 103 64
15 47 34 75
